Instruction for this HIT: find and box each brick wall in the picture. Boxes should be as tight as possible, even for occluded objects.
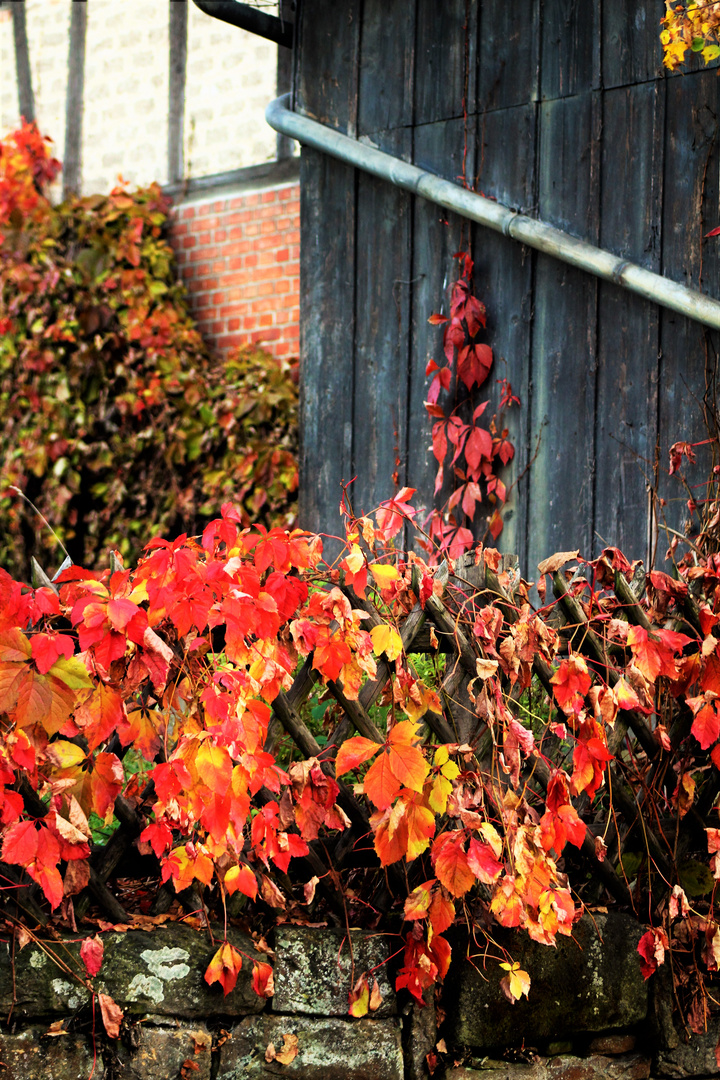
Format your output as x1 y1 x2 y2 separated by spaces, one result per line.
168 178 300 359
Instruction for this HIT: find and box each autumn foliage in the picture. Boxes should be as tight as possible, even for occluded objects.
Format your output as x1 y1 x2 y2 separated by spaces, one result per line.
0 123 297 575
425 250 518 560
0 453 720 1029
661 1 720 69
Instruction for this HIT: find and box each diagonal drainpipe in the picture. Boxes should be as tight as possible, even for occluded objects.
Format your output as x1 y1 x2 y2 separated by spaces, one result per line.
265 93 720 332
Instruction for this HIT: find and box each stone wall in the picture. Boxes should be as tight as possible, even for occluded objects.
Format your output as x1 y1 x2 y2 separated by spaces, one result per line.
0 914 716 1080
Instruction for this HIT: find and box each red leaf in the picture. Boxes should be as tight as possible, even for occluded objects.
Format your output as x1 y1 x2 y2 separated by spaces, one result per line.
465 426 492 473
692 703 720 750
80 935 104 978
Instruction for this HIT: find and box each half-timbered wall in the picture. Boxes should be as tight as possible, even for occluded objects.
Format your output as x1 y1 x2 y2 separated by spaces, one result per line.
295 0 720 573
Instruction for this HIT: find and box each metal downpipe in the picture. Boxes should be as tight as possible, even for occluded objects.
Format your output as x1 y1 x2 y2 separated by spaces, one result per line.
191 2 293 48
266 94 720 331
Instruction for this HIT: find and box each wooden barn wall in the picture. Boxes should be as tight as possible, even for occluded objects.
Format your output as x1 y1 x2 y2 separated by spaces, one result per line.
295 0 720 572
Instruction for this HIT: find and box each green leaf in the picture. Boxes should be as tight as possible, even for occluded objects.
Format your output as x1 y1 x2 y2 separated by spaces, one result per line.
678 859 715 897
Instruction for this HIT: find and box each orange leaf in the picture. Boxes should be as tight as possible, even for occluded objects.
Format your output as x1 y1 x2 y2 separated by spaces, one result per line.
196 740 233 795
335 735 379 777
432 831 475 898
204 942 243 996
224 863 258 901
364 752 402 810
428 889 455 935
404 880 433 921
251 961 274 998
99 993 123 1039
90 752 124 820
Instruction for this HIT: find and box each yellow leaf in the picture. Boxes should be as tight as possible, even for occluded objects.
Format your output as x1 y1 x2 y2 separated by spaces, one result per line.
499 961 531 1002
369 564 400 589
49 655 92 691
46 740 87 769
344 544 365 574
370 623 403 661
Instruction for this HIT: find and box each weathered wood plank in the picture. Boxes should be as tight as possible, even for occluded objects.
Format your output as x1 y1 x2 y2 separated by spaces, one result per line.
526 92 601 575
351 129 413 521
540 0 600 101
472 103 537 563
357 0 415 137
12 1 34 125
594 82 664 563
298 148 356 547
477 0 539 111
415 0 476 125
296 0 361 134
602 0 663 88
63 0 88 198
408 118 476 523
657 71 720 560
167 0 188 186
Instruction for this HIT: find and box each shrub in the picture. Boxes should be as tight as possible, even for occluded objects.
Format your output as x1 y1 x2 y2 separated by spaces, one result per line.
0 122 297 576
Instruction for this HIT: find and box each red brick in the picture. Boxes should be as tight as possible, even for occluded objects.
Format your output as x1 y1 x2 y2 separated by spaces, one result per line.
181 206 196 220
215 229 228 242
275 280 291 295
228 317 241 331
198 231 211 245
275 248 290 262
182 236 197 249
261 190 276 203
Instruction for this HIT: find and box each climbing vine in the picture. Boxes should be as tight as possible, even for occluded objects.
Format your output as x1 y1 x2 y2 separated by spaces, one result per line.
424 250 517 560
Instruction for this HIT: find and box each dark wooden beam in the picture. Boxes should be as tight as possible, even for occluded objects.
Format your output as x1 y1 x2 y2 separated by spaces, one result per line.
168 0 188 185
276 0 294 160
12 0 35 125
63 0 88 199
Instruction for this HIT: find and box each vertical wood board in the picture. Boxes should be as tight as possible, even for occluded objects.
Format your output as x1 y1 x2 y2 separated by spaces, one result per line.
415 0 476 126
602 0 664 88
351 129 413 519
298 149 357 550
408 117 477 523
540 0 601 101
63 0 88 198
297 0 361 134
593 83 664 562
472 103 537 563
168 0 188 186
357 0 415 137
527 93 601 575
477 0 539 112
657 71 720 557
